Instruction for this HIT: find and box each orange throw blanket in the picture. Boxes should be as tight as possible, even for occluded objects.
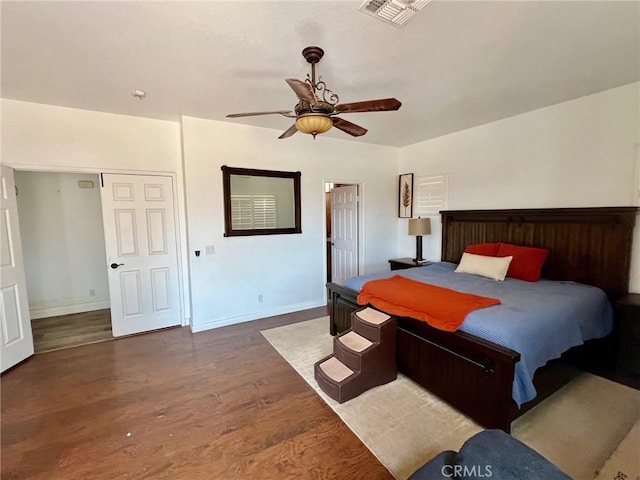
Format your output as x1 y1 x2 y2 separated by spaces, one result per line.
357 275 500 332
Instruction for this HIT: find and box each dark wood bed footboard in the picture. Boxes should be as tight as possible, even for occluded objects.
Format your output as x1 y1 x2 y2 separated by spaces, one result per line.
328 282 359 335
396 316 520 432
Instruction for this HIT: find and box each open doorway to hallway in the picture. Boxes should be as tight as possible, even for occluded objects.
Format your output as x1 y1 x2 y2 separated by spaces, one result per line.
15 171 113 353
3 167 184 369
324 182 361 287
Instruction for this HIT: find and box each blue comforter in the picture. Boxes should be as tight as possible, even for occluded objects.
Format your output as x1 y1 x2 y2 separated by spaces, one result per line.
345 262 613 406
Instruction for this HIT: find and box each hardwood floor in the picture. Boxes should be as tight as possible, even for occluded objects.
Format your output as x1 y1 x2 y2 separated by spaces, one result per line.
1 307 393 480
31 309 113 354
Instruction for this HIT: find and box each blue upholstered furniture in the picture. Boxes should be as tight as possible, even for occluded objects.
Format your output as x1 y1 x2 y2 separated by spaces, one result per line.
408 430 571 480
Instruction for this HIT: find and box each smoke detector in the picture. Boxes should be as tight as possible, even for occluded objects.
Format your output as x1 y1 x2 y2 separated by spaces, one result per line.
359 0 433 27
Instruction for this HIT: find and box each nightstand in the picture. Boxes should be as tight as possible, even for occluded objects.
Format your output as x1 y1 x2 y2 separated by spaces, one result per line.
388 258 433 271
615 293 640 375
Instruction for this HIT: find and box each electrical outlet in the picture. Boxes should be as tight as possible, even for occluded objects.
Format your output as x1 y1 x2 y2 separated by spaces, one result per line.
258 294 263 303
205 245 216 255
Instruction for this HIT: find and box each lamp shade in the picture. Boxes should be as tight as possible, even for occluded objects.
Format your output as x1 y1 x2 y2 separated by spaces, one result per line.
295 113 333 136
408 217 431 236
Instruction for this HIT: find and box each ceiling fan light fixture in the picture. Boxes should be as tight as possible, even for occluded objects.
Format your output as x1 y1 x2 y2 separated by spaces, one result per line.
295 113 333 138
227 46 401 140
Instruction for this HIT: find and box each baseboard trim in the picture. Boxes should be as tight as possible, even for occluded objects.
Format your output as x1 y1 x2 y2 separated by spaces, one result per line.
30 299 111 320
190 300 325 333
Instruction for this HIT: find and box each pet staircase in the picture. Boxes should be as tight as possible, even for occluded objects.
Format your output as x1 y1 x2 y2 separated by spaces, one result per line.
314 307 397 403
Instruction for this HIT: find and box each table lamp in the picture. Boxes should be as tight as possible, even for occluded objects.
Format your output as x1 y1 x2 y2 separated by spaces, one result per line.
408 217 431 262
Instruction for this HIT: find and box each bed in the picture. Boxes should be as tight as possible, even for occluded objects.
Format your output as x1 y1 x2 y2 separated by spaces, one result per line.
326 207 637 432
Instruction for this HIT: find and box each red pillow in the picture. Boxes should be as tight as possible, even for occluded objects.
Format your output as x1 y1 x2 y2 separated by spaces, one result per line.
495 243 549 282
464 243 501 257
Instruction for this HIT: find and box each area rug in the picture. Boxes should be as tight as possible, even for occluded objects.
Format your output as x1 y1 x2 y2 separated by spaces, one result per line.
261 317 640 480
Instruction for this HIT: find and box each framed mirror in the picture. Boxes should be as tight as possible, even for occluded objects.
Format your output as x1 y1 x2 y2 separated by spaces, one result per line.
221 166 302 237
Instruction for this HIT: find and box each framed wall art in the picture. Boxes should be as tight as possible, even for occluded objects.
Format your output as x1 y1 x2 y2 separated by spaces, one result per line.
398 173 413 218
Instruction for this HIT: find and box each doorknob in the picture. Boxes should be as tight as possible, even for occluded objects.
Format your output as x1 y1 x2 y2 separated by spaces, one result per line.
110 263 124 269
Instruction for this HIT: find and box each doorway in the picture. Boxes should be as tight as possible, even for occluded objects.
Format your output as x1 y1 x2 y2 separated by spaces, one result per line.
325 182 362 286
6 169 184 359
15 171 113 353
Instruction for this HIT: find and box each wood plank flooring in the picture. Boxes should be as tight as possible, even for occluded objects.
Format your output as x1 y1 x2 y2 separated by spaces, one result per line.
1 307 394 480
31 309 113 354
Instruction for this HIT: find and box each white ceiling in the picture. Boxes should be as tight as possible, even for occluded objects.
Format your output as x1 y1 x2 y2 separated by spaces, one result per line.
2 1 638 147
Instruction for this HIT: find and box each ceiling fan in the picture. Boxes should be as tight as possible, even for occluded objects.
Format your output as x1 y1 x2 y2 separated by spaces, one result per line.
226 46 402 140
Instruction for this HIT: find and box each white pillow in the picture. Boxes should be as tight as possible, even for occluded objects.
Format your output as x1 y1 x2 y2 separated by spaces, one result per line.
455 252 513 281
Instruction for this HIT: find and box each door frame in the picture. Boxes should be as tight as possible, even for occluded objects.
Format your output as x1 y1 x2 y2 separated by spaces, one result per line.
4 163 189 328
323 178 365 301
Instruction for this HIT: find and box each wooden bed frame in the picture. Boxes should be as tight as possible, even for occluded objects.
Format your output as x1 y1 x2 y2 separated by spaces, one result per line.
327 207 637 432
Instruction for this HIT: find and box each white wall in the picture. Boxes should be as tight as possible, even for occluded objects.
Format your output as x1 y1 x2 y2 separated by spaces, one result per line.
5 84 636 333
181 117 399 331
1 99 181 172
15 171 110 318
398 82 640 292
0 99 191 320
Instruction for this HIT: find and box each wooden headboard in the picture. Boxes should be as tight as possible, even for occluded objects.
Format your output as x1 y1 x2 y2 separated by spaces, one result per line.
441 207 638 299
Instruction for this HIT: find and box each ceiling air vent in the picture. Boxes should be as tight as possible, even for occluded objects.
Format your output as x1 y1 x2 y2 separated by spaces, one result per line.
359 0 433 28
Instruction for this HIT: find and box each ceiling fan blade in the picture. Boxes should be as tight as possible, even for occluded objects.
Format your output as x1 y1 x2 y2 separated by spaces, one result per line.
285 78 318 105
332 117 367 137
334 98 402 114
278 124 298 139
226 110 295 118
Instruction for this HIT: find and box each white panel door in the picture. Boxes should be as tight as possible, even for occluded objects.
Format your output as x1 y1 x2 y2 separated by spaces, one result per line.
0 166 34 372
331 185 359 285
101 174 180 336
